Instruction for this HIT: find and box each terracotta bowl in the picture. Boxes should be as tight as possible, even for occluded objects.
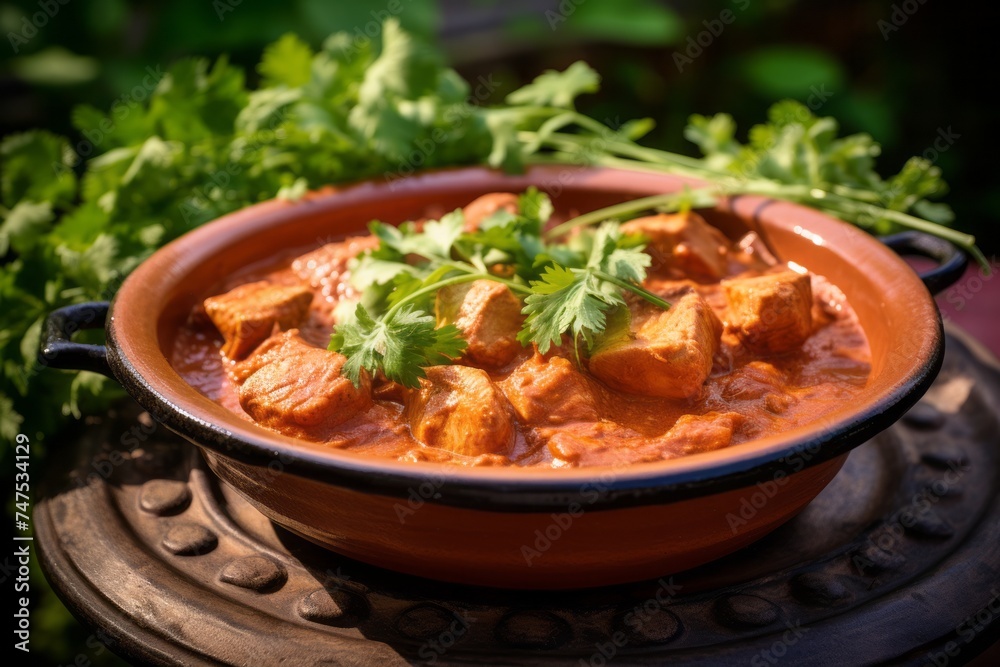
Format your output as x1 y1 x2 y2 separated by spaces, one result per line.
41 166 966 589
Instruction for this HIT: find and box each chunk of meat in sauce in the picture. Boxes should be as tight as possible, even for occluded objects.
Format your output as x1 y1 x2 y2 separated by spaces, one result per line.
400 446 509 467
291 235 379 292
234 330 372 440
718 360 796 414
289 236 380 327
724 270 813 354
172 191 873 469
623 212 730 280
588 292 722 399
462 192 519 231
500 352 600 425
545 422 655 467
204 281 313 359
436 280 524 368
720 361 784 400
405 365 515 457
666 411 743 456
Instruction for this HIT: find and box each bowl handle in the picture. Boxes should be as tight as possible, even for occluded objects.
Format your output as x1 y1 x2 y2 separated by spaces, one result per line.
880 231 969 295
39 302 113 377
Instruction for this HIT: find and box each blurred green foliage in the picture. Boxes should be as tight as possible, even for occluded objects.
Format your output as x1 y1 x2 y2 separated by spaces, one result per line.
2 0 993 243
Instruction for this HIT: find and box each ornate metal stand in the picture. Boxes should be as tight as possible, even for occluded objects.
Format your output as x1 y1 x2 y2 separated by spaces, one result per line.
37 327 1000 665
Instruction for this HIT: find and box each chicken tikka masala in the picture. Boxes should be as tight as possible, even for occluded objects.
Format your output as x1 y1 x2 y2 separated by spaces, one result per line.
171 191 871 468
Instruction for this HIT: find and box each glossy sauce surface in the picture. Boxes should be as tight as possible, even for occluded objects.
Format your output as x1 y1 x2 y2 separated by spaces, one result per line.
170 208 871 469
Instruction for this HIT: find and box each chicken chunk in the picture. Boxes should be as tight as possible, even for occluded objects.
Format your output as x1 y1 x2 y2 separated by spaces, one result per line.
724 271 813 354
462 192 519 231
435 280 524 368
622 212 730 280
405 366 515 457
204 281 313 359
545 422 651 466
288 236 379 326
292 236 379 287
291 235 379 298
588 293 722 399
500 353 600 425
665 411 742 456
720 360 785 401
235 331 372 440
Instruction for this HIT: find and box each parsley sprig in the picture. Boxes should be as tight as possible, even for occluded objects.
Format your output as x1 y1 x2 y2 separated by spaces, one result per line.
329 189 669 387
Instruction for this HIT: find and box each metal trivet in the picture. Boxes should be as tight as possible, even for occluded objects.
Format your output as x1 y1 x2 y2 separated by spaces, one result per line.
37 327 1000 666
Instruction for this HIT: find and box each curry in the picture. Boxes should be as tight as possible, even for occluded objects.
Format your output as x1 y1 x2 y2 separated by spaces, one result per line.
171 192 871 468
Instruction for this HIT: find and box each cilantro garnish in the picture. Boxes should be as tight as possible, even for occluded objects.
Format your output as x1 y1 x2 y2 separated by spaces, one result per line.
520 222 664 354
0 18 985 436
331 303 467 389
329 192 669 387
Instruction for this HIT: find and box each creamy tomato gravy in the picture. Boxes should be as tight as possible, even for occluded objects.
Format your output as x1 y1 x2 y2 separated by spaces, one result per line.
170 199 871 469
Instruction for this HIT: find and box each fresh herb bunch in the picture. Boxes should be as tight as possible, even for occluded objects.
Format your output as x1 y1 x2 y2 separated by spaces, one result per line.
329 188 670 387
0 19 982 443
526 98 986 267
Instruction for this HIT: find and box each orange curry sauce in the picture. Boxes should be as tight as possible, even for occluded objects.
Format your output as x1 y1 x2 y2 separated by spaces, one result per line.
171 195 871 469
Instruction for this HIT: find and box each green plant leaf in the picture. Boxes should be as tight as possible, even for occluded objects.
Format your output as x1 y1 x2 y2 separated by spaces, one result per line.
1 131 77 209
0 201 54 256
258 33 314 88
506 61 600 109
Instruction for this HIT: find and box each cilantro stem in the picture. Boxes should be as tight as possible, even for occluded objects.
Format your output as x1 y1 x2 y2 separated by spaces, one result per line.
531 149 988 270
441 262 533 294
546 193 705 238
827 185 883 203
523 131 721 177
593 270 671 310
817 196 988 267
509 107 618 137
382 269 530 322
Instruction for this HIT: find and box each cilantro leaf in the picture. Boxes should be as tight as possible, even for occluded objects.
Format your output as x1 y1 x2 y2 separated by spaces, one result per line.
420 211 466 258
506 61 601 109
518 221 657 354
517 186 553 235
456 188 551 279
884 157 948 214
590 304 635 354
603 241 651 284
0 395 24 441
330 303 466 388
258 34 314 88
368 209 464 261
333 194 663 381
0 201 54 256
519 264 623 353
682 100 966 241
684 112 740 169
349 254 424 290
348 18 474 163
356 17 442 101
1 131 77 209
483 111 525 172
